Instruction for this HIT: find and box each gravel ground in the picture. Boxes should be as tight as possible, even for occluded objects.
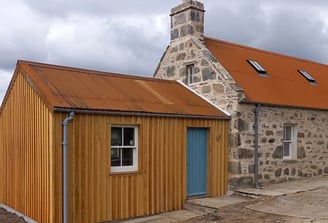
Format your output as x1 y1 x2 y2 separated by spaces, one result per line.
2 187 328 223
185 197 299 223
186 188 328 223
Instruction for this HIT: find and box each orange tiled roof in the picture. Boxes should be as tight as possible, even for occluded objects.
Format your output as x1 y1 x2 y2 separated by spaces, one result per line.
205 36 328 110
11 60 227 118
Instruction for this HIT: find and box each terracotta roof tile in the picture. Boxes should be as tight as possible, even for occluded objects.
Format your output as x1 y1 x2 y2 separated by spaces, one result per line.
15 60 227 118
205 36 328 110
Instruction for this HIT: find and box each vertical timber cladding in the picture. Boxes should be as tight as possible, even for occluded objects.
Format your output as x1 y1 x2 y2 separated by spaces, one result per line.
52 113 229 222
0 72 53 223
0 108 3 204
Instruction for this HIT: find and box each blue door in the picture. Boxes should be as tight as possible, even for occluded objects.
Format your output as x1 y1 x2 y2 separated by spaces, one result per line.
187 128 208 196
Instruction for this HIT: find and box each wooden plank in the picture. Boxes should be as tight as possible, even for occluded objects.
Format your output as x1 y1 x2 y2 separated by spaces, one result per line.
51 114 229 222
0 72 53 222
0 73 229 222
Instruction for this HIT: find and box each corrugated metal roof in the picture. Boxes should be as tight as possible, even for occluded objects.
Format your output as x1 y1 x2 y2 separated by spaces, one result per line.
16 60 227 118
205 36 328 110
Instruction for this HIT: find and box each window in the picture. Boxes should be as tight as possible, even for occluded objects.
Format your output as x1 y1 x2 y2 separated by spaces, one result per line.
283 124 297 159
186 64 194 84
111 126 138 172
247 59 267 75
298 70 316 84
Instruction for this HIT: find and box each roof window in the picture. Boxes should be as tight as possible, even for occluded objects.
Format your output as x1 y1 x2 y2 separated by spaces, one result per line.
298 70 316 84
247 59 267 75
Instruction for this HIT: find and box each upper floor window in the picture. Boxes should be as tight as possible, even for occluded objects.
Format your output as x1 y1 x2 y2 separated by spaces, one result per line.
247 59 268 76
283 124 297 160
111 126 138 173
186 64 194 85
298 70 316 85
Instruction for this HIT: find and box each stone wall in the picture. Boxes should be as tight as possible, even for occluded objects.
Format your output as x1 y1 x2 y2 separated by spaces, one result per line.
155 35 328 189
256 106 328 184
155 36 248 188
155 37 240 113
229 104 328 188
155 0 328 190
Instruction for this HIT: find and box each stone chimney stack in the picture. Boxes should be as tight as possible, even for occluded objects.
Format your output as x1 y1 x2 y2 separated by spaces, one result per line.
170 1 205 42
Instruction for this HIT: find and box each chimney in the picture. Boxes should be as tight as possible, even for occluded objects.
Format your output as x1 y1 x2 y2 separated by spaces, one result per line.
170 1 205 42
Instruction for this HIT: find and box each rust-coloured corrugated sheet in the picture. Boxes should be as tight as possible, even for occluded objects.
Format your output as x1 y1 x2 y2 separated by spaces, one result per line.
205 36 328 110
16 60 226 118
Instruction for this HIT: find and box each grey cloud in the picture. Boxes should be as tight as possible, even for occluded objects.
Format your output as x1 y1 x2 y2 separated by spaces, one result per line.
205 1 267 45
44 14 169 76
1 0 328 103
24 0 175 18
257 10 328 64
205 1 328 64
0 70 12 105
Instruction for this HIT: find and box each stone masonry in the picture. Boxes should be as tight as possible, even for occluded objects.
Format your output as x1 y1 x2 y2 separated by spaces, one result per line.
230 104 328 188
154 0 328 189
170 1 205 42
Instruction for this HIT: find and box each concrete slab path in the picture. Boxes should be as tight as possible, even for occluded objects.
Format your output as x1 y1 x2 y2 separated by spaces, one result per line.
118 176 328 223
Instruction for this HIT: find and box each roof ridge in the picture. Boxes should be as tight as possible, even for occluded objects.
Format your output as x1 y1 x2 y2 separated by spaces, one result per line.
17 60 177 84
204 36 328 68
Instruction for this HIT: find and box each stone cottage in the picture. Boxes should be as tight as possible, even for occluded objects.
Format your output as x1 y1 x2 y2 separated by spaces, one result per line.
154 0 328 188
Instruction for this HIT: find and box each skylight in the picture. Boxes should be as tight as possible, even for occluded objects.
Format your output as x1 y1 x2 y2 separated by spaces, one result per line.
298 70 316 84
247 59 267 75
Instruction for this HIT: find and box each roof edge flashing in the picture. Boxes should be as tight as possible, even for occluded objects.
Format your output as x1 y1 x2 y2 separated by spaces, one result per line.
176 80 231 117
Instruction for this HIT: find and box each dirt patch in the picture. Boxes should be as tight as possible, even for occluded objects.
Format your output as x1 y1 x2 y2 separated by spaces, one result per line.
185 196 316 223
0 208 27 223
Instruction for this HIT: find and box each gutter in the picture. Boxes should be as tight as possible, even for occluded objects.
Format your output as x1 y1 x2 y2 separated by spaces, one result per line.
53 107 230 120
62 112 74 223
253 104 260 188
239 99 328 112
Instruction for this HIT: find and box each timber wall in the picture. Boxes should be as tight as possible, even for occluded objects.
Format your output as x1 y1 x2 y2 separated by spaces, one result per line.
0 71 229 223
0 72 53 223
52 113 229 222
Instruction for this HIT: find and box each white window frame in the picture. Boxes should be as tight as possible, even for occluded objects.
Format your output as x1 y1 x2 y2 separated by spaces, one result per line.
110 126 138 173
283 124 297 160
186 64 194 85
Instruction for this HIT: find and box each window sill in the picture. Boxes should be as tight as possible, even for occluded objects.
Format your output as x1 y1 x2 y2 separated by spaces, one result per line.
110 170 140 176
282 159 297 164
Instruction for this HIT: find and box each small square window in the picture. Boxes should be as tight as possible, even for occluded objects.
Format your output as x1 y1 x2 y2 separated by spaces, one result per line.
283 124 297 160
111 126 138 173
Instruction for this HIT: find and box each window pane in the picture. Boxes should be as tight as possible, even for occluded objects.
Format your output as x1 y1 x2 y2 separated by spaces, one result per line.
124 128 135 146
111 127 122 146
284 126 291 140
187 65 194 84
122 148 134 166
283 142 290 157
111 148 121 166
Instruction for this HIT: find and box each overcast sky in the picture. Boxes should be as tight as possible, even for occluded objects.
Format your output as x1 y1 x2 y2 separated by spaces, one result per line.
1 0 328 104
